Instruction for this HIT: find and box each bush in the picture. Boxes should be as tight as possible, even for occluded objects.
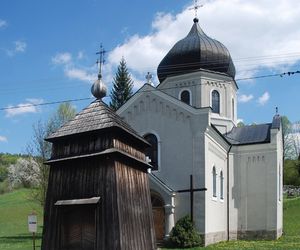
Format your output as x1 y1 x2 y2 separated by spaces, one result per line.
168 215 203 248
0 180 10 194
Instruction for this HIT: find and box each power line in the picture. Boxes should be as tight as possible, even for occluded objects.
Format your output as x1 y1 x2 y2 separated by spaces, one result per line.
0 69 299 112
1 51 300 93
0 97 93 111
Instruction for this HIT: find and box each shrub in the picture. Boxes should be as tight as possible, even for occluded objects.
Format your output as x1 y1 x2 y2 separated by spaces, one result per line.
168 215 203 248
0 180 10 194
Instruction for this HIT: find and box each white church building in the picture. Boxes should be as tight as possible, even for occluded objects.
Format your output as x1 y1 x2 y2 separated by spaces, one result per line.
117 17 283 246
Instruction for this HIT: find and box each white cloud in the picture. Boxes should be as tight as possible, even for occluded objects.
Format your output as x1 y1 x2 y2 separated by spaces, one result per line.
15 41 26 52
77 51 84 60
64 67 95 82
6 40 27 56
0 19 7 28
52 52 72 65
5 98 44 117
51 1 300 88
25 98 44 105
51 51 98 83
238 94 254 103
0 136 7 142
257 92 270 106
107 0 300 85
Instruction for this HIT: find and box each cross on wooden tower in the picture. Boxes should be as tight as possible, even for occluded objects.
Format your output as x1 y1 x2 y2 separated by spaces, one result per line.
96 44 106 77
177 175 207 223
189 0 204 18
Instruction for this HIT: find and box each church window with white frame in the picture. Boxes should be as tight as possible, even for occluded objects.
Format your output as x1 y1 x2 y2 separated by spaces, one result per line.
213 167 217 197
180 90 191 105
144 134 158 171
212 90 220 113
220 171 224 200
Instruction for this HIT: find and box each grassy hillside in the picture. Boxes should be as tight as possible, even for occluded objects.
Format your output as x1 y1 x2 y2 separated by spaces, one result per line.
1 189 300 249
0 189 43 250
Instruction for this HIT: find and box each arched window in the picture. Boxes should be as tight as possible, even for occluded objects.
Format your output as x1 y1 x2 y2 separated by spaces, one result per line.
220 171 224 200
232 98 235 119
212 90 220 114
213 167 217 197
144 134 158 171
180 90 191 105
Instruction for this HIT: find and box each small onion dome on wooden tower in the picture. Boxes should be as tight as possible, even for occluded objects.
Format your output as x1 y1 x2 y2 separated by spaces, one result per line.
91 73 107 100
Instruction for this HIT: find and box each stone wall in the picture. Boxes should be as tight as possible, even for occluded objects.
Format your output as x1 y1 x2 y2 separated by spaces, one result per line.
284 185 300 197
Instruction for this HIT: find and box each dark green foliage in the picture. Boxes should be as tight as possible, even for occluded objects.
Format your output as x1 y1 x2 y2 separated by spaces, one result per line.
284 159 300 185
168 215 202 248
110 57 134 110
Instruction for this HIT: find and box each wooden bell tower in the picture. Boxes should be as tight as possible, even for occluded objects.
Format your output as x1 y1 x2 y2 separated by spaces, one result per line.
41 53 156 249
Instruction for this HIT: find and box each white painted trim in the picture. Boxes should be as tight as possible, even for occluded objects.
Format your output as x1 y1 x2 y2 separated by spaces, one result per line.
178 88 192 106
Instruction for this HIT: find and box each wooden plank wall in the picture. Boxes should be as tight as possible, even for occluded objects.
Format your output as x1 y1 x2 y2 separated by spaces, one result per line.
51 134 114 159
115 161 156 250
42 157 121 250
42 156 156 250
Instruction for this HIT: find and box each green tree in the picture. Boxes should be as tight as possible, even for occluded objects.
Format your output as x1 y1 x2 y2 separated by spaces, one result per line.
27 102 76 206
237 121 245 127
110 57 134 110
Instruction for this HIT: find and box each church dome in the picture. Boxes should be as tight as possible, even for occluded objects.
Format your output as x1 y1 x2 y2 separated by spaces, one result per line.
157 18 236 82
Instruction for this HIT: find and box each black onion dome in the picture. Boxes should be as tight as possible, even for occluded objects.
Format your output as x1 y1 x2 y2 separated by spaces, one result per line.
157 18 236 82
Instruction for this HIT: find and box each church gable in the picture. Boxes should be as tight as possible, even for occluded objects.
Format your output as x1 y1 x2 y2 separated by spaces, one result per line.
117 84 206 126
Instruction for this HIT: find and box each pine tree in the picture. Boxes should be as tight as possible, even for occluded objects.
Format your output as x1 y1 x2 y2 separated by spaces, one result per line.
110 57 134 110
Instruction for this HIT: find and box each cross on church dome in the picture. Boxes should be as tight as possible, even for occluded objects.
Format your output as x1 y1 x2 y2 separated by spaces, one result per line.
91 44 107 99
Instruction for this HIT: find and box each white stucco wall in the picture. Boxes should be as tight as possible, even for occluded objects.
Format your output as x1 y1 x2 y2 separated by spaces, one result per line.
204 128 229 244
229 126 283 238
117 86 210 234
157 70 237 133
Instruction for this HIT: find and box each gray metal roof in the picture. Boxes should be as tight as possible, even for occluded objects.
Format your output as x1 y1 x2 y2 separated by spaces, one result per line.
46 100 146 142
224 123 272 145
157 18 236 83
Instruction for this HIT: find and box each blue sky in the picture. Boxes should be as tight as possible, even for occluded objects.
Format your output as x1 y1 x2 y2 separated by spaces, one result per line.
0 0 300 154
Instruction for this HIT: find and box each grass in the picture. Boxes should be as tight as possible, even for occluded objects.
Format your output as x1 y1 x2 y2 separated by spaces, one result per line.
164 198 300 249
0 189 43 250
0 189 300 249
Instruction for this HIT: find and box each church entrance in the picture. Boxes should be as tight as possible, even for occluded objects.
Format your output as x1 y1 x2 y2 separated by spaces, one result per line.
151 192 165 242
61 205 96 250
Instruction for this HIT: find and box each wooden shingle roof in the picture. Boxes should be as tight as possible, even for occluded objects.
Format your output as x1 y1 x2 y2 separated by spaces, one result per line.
46 100 147 144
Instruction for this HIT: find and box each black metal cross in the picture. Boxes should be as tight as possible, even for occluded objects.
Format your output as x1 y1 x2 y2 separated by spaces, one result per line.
177 174 207 223
96 44 106 76
189 0 203 18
